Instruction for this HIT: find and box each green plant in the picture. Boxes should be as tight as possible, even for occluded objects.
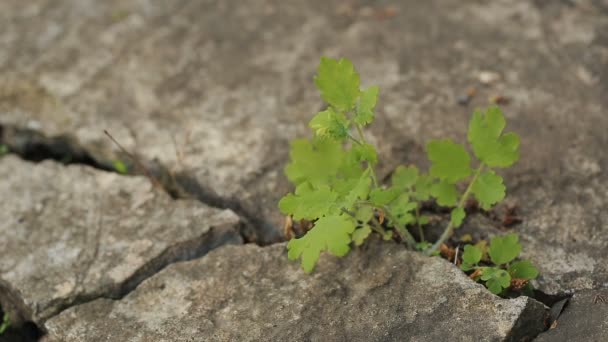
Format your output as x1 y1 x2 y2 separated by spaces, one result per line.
112 160 128 174
279 57 522 278
461 234 538 295
0 311 9 335
0 144 8 156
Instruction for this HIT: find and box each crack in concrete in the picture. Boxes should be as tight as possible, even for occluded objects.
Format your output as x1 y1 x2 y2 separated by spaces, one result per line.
0 123 283 246
0 122 280 340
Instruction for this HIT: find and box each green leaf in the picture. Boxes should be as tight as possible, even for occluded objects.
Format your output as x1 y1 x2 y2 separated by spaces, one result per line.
370 188 400 206
427 139 472 183
279 183 338 220
450 207 466 228
352 143 378 165
416 241 433 252
392 165 419 190
480 267 511 295
431 181 458 206
0 144 8 156
488 233 522 265
381 230 394 240
287 214 356 272
352 225 372 246
467 106 520 168
113 160 128 174
390 194 417 226
309 107 350 139
354 85 379 126
314 57 361 111
341 170 372 209
471 171 505 210
413 175 433 201
285 138 343 186
417 215 430 225
508 260 539 280
462 245 482 265
355 206 374 223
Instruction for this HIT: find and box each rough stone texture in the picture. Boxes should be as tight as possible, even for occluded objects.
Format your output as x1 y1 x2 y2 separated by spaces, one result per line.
44 241 547 342
1 0 607 291
535 289 608 342
0 155 242 328
0 0 607 339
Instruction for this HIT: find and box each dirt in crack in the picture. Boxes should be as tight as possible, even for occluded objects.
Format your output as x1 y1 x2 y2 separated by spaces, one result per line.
0 123 284 245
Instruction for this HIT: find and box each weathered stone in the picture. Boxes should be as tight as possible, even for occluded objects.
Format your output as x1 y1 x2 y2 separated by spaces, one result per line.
1 0 607 262
0 0 606 328
535 289 608 342
45 241 547 341
0 155 242 328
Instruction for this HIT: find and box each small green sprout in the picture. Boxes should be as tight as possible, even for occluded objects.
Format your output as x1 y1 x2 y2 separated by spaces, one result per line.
113 160 128 174
461 234 538 295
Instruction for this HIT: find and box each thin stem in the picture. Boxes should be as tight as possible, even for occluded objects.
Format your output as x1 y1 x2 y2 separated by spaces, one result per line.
348 134 363 145
381 207 417 249
369 216 388 236
426 164 484 255
354 123 378 187
415 205 424 242
342 206 389 240
353 200 416 249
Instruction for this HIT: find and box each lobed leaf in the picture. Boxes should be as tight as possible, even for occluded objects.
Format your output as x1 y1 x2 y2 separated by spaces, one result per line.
481 267 511 295
468 106 519 168
471 171 506 210
355 85 379 126
450 207 466 228
431 180 458 206
370 188 401 206
427 139 472 183
309 108 350 139
352 143 378 165
352 225 372 246
462 245 482 266
287 214 356 272
285 138 343 186
488 233 522 265
279 183 338 221
314 57 361 112
392 165 419 190
508 260 539 280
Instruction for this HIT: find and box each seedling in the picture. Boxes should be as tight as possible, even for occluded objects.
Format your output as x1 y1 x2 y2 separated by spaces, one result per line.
279 56 532 295
461 234 538 295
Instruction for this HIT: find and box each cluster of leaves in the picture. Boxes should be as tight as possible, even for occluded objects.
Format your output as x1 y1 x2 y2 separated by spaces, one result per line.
279 56 526 296
461 234 538 295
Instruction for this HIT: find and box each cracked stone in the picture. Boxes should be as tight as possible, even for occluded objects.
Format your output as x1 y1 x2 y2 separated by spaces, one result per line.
44 241 547 341
1 0 607 251
0 0 606 337
535 289 608 342
0 155 242 330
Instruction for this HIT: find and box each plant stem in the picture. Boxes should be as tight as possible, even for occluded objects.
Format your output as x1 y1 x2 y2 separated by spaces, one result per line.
415 205 424 242
347 134 363 145
369 216 388 236
354 124 379 187
426 164 484 255
381 206 417 249
354 200 416 249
